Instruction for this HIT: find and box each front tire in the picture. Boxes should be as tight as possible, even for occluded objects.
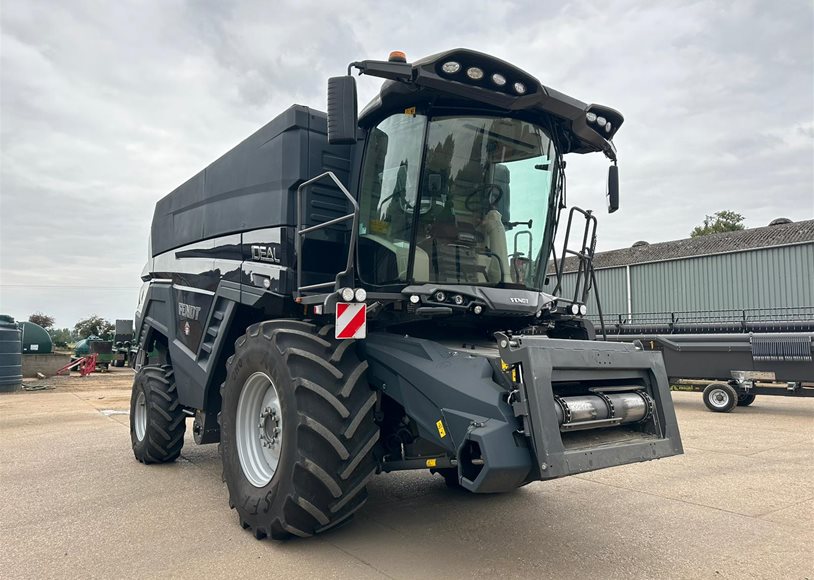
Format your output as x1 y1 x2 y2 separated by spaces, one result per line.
130 365 187 463
220 320 379 540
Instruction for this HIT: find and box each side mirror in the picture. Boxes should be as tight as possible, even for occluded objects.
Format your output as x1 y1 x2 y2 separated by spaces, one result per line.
607 165 619 214
327 76 358 145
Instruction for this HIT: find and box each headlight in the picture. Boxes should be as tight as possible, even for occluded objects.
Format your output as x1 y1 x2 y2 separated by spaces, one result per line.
442 61 461 74
466 67 484 80
570 303 580 315
453 295 464 305
596 116 607 127
586 112 597 123
340 287 355 302
354 288 367 302
513 82 526 94
579 304 587 316
435 291 447 302
491 73 506 86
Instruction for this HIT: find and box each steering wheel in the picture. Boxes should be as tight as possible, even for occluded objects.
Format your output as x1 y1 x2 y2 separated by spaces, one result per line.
465 184 504 213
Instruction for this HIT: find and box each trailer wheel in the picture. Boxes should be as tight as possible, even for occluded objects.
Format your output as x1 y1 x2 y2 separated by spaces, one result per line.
702 382 738 413
220 320 379 540
130 364 187 463
736 392 756 407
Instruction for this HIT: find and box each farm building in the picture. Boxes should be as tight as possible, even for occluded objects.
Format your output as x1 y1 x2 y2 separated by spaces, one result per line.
548 218 814 324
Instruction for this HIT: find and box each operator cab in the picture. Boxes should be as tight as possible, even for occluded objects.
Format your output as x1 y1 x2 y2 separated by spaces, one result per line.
313 48 623 328
357 112 555 291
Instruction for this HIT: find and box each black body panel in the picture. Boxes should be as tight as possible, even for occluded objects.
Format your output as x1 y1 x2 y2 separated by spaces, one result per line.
150 105 355 257
360 332 533 492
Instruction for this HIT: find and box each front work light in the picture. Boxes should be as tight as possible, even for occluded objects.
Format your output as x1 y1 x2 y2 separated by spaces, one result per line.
340 287 355 302
491 73 506 86
466 67 484 80
442 61 461 74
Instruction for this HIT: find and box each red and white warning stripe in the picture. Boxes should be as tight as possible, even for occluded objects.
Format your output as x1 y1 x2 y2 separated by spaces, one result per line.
335 302 366 339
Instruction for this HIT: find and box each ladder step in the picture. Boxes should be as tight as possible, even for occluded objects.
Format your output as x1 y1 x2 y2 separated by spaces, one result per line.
200 342 213 354
206 325 219 337
212 310 225 321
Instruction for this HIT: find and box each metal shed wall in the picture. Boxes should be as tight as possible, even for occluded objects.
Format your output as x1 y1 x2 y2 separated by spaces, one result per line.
629 243 814 313
547 266 628 316
554 242 814 317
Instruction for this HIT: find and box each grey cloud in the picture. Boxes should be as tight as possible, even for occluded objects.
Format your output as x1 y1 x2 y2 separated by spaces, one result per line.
1 0 812 326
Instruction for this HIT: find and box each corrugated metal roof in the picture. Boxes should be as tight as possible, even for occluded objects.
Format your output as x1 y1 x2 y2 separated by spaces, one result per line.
555 219 814 273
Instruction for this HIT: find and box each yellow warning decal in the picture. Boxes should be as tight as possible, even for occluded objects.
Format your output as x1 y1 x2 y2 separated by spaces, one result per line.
404 106 416 116
426 458 437 468
436 419 447 438
501 360 519 382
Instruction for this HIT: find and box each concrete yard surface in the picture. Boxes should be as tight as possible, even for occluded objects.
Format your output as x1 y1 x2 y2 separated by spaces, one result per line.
1 370 812 579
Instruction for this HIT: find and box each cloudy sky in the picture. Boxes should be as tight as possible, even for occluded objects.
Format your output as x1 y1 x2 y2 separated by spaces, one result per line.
1 0 812 328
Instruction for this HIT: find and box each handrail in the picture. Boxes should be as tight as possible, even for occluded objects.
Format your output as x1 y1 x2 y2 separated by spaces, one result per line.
551 206 606 338
295 171 360 296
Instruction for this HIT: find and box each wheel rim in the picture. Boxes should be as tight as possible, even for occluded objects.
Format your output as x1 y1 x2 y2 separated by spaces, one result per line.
236 371 283 488
708 388 730 409
134 390 147 441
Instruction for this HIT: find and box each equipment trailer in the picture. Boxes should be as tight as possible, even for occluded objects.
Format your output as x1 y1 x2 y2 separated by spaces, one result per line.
131 49 682 539
601 309 814 412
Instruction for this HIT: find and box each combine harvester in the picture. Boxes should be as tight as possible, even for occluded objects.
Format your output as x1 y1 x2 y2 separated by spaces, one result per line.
131 49 683 539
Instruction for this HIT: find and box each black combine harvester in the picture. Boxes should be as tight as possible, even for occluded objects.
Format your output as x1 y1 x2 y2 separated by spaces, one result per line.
131 49 682 539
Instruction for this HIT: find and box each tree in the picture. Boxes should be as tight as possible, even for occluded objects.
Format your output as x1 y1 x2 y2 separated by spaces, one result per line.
48 328 73 348
28 312 55 329
74 315 114 340
690 210 746 238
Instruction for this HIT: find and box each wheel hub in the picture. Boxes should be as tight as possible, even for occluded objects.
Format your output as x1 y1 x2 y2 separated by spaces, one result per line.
258 406 281 448
709 388 729 408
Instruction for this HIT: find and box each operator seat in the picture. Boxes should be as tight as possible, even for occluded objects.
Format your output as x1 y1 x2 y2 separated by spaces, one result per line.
480 209 510 283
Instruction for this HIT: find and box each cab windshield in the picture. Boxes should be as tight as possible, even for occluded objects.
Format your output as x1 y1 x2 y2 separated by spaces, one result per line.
358 113 556 290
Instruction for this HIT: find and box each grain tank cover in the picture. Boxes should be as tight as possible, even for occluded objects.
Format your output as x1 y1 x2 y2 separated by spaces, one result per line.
150 105 354 256
20 321 53 354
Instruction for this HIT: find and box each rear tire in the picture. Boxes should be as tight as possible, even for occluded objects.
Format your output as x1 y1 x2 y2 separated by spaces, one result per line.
736 392 756 407
130 365 186 463
702 382 738 413
220 320 379 540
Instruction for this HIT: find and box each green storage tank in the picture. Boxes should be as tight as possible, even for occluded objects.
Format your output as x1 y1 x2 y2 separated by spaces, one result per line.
20 321 53 354
73 336 100 356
